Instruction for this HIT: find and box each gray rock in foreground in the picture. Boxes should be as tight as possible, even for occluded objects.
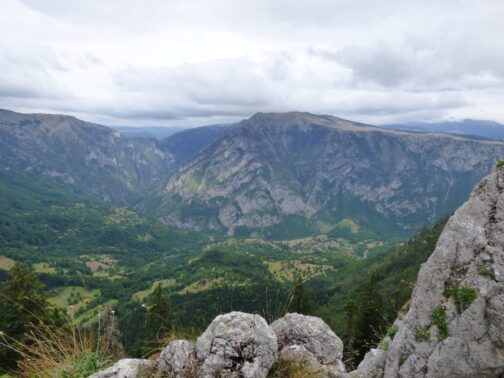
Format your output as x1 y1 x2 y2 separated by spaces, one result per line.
196 311 278 378
271 312 348 377
87 358 152 378
157 339 197 377
352 168 504 377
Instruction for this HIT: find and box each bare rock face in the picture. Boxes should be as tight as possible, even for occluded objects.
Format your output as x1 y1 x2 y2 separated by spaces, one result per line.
352 167 504 377
271 313 348 377
196 311 278 378
157 339 197 377
87 358 152 378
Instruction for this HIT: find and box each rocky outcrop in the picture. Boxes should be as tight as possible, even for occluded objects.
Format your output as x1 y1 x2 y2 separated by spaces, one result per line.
352 167 504 377
88 358 152 378
157 339 197 377
271 312 348 377
196 312 277 378
88 312 348 378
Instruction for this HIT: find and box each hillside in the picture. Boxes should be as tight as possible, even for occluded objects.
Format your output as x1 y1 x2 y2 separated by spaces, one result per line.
0 109 174 205
141 112 504 238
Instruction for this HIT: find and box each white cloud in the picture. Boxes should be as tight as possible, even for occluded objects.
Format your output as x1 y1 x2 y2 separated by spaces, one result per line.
0 0 503 126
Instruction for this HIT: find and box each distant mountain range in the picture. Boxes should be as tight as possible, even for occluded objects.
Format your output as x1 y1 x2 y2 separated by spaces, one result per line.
140 112 504 238
381 119 504 140
2 109 504 238
111 126 187 140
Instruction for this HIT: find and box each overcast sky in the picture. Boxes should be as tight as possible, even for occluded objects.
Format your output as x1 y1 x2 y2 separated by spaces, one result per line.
1 0 504 127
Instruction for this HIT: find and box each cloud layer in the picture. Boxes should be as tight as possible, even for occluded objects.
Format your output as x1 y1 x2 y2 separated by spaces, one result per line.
1 0 503 126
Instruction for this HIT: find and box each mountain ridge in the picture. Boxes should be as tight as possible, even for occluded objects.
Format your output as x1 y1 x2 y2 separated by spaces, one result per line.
142 111 504 238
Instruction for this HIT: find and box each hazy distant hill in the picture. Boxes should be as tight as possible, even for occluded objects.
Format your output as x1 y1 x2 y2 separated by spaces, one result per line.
382 119 504 140
161 124 234 163
111 125 187 140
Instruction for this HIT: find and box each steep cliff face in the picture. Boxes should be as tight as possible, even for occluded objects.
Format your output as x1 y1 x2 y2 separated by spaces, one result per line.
353 167 504 377
141 112 504 237
0 109 174 205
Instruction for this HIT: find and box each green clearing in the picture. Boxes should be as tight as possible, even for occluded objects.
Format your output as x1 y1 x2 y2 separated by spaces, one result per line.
48 286 100 315
0 256 15 271
133 279 177 301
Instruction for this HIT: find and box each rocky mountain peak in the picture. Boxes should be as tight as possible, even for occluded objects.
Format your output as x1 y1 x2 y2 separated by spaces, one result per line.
143 111 504 238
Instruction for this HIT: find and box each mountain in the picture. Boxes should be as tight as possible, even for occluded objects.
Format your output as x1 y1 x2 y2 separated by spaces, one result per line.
160 123 234 163
382 119 504 141
0 109 174 205
111 126 187 140
141 112 504 238
353 166 504 378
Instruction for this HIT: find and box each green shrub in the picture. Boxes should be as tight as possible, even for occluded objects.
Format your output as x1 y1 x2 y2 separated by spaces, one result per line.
415 327 430 342
444 284 478 313
386 324 399 340
478 266 493 279
496 158 504 168
378 339 390 351
431 307 448 340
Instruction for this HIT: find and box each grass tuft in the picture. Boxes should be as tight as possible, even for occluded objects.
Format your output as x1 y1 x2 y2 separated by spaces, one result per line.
444 284 477 313
431 307 448 340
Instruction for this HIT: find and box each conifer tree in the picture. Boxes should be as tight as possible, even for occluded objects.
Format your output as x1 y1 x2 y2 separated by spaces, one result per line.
0 263 53 370
289 276 314 315
147 283 172 339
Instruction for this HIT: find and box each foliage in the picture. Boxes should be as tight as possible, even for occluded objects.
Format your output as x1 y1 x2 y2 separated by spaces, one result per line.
431 307 448 340
288 277 314 315
444 284 477 313
0 263 57 371
496 158 504 168
415 327 430 342
478 266 493 278
386 324 399 339
378 338 390 351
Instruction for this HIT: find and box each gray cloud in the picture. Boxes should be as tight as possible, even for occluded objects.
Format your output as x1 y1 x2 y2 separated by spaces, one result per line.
1 0 503 126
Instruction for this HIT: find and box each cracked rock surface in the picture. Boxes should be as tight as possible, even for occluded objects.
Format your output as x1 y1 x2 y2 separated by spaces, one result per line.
157 339 197 377
196 311 277 378
87 358 152 378
352 167 504 377
271 313 348 377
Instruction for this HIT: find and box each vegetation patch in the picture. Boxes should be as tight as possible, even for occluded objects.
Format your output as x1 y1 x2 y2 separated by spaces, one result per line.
415 327 430 342
0 256 15 271
444 284 478 313
431 307 448 340
378 338 390 351
265 260 333 282
180 277 226 294
133 279 177 301
496 158 504 168
105 208 146 227
33 262 56 274
49 286 100 315
478 266 493 279
272 355 322 378
386 324 399 339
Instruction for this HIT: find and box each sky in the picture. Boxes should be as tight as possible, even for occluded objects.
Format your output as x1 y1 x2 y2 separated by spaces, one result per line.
1 0 504 127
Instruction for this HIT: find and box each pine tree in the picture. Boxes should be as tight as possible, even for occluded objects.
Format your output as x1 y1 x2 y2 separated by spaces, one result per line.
146 283 172 339
289 276 314 315
353 272 384 360
0 263 53 371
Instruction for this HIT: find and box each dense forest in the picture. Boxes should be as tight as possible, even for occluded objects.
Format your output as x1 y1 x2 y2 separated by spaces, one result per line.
0 170 446 374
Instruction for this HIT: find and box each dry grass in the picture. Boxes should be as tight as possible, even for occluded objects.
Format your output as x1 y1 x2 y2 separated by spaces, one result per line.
0 315 115 378
273 355 323 378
